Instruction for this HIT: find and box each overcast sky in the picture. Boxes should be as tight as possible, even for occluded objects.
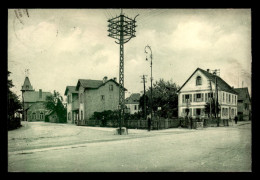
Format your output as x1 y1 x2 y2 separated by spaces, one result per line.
8 8 251 101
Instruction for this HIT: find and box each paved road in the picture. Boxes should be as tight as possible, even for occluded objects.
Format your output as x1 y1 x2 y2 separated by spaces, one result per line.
8 121 251 172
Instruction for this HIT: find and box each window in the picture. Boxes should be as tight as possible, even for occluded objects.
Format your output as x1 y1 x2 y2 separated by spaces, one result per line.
223 92 225 102
226 94 228 103
235 96 236 104
39 112 44 120
196 76 202 85
244 103 248 110
32 112 36 120
229 94 231 103
134 105 137 110
182 94 192 103
109 85 113 91
182 108 192 116
194 93 204 102
101 95 105 101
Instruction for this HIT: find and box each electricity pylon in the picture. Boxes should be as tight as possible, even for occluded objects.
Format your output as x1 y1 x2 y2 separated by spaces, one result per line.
108 10 138 135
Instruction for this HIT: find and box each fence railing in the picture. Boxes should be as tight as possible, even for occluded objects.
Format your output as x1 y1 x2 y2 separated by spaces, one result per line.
81 118 181 130
77 117 236 129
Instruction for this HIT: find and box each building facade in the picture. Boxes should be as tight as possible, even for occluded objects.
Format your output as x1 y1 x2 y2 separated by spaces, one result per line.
234 87 251 121
64 86 79 124
177 68 238 119
125 93 141 114
65 76 123 125
21 76 52 122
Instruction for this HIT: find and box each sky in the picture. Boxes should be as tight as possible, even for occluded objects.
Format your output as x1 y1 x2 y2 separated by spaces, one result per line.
8 8 251 101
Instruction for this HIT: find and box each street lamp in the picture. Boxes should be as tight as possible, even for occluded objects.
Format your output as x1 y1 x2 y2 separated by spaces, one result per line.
145 45 153 130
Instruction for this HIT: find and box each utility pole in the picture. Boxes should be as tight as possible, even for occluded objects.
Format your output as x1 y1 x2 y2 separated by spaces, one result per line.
213 69 220 126
141 75 147 120
108 9 138 135
207 79 213 119
145 45 153 127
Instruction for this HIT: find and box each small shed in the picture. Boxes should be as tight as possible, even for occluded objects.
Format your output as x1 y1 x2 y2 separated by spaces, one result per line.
45 110 59 123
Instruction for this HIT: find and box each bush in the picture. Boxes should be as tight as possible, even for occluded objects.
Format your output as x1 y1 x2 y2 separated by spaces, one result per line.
90 110 119 127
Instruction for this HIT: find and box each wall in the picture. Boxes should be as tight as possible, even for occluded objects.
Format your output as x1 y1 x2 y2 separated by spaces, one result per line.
178 70 237 119
66 93 72 123
84 81 120 121
126 103 140 114
26 102 48 121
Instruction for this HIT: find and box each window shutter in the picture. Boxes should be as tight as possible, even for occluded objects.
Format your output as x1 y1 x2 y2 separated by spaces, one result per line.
202 93 204 101
190 94 192 102
194 94 196 102
182 95 184 103
193 108 196 116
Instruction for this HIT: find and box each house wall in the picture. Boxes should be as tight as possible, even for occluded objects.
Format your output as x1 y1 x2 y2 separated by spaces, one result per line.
83 81 120 121
26 102 48 122
178 70 237 119
126 103 140 114
66 93 72 123
237 99 251 120
66 92 79 124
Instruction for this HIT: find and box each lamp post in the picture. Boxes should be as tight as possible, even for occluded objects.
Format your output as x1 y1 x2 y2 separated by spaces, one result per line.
145 45 153 130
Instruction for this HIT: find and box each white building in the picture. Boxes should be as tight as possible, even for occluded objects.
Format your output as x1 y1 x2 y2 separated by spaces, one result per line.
177 68 238 119
125 93 140 114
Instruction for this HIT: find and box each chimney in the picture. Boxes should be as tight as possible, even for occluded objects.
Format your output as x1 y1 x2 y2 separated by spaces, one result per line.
103 76 108 83
39 89 42 99
113 77 117 82
207 69 210 72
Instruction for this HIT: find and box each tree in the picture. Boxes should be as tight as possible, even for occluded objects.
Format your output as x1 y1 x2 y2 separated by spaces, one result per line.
204 98 221 118
7 71 22 119
139 94 149 118
45 90 67 123
146 79 179 118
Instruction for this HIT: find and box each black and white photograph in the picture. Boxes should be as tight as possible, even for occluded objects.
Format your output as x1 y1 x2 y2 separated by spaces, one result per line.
7 8 252 172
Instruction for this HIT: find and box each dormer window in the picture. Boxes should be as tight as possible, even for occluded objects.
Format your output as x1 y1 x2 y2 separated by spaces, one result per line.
196 76 202 85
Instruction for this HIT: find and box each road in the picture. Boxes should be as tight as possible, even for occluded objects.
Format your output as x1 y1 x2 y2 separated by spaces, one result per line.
8 121 251 172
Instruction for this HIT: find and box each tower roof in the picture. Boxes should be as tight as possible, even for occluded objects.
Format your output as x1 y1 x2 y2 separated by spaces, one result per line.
21 77 34 91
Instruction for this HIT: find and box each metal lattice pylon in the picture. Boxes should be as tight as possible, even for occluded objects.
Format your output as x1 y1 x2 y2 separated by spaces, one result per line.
108 11 138 135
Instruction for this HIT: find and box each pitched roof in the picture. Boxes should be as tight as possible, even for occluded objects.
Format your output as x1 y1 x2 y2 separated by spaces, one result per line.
64 86 78 96
178 68 238 94
77 79 104 89
21 77 34 91
125 93 140 104
234 87 251 101
23 91 52 102
75 78 127 91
